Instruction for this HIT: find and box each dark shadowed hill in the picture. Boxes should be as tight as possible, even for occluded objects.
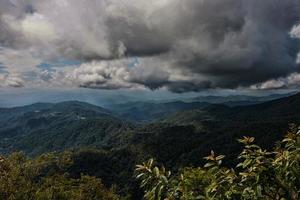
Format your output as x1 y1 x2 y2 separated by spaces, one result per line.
165 92 300 124
229 92 300 122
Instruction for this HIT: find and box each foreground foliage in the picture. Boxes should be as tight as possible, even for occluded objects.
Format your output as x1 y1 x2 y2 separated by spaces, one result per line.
0 152 119 200
1 123 299 200
136 124 300 200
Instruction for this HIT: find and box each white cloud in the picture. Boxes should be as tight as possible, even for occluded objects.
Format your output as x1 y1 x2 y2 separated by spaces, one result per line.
69 57 172 90
251 73 300 90
290 24 300 64
21 13 57 42
0 48 41 73
3 13 57 43
0 0 300 92
72 60 135 89
0 74 24 88
67 56 214 92
290 24 300 39
0 47 41 88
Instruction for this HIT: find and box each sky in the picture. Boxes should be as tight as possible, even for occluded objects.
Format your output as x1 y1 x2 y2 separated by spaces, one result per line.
0 0 300 105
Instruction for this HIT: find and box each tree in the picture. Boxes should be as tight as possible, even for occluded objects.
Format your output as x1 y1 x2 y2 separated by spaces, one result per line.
136 124 300 200
0 152 119 200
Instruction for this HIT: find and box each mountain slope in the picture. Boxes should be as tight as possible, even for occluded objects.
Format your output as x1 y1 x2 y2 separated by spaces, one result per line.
229 92 300 122
186 92 298 106
106 101 211 122
1 93 300 157
165 92 300 124
0 101 133 155
0 94 300 199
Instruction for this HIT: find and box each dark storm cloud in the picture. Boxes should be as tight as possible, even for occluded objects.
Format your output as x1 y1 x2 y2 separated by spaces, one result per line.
0 0 300 91
166 81 213 93
171 0 300 88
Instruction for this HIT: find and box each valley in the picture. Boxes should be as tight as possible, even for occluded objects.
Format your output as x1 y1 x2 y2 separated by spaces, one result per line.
0 92 299 198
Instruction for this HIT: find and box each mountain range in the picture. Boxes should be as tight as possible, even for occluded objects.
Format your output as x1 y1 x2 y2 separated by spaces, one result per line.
1 92 300 155
0 92 300 198
185 92 298 106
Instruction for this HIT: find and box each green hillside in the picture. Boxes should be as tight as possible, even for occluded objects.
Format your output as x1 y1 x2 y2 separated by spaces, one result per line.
0 101 134 155
106 101 211 122
0 93 300 199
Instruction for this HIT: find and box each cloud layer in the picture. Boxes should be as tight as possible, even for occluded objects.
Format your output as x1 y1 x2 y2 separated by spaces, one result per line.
0 0 300 92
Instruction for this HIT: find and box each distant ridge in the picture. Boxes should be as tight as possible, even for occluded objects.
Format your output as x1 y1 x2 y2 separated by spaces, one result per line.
106 101 212 122
0 92 299 159
164 92 300 124
0 101 132 155
228 92 300 121
186 91 298 106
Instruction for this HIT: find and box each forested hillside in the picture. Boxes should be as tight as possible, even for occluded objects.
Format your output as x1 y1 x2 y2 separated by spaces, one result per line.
0 101 134 155
0 122 299 199
136 124 300 200
0 93 300 199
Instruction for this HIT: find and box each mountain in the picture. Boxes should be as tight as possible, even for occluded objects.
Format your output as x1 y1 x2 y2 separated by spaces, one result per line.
1 94 300 199
61 91 300 197
158 92 300 166
96 93 300 176
0 101 133 155
186 92 298 107
105 93 297 122
105 101 212 122
165 92 300 124
1 93 300 156
229 92 300 122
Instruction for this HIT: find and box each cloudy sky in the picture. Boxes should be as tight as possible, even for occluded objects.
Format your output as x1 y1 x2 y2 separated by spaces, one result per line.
0 0 300 96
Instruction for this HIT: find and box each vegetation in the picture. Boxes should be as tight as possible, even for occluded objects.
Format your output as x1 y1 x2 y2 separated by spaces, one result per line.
0 152 119 200
0 94 300 199
1 93 300 158
0 101 133 156
0 124 299 200
136 124 300 200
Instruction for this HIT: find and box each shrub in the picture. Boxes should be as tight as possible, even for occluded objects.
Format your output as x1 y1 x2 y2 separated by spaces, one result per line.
0 152 119 200
136 124 300 200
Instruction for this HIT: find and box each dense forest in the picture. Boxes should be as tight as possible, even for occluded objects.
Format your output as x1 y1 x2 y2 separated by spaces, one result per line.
0 124 299 199
136 124 300 200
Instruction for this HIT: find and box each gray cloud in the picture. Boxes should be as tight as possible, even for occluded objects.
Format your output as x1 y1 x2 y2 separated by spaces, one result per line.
0 73 23 87
0 0 300 92
291 24 300 64
251 73 300 90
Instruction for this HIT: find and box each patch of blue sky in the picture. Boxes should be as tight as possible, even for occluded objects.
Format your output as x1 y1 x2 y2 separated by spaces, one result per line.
21 71 53 83
37 59 82 71
0 63 8 74
127 57 139 68
22 71 39 80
